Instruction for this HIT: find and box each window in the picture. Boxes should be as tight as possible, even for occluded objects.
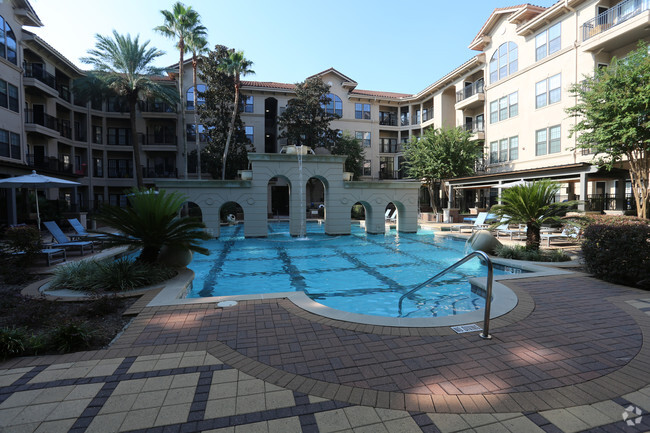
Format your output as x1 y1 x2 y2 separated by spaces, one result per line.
10 132 19 159
355 131 371 147
0 80 18 112
108 159 133 178
0 130 8 157
380 138 397 153
355 103 370 119
186 84 206 110
490 136 518 164
509 136 519 160
107 128 130 145
536 74 561 108
363 160 371 176
93 158 103 177
186 124 207 142
92 126 103 144
245 126 253 143
535 22 561 61
490 91 518 123
324 93 342 116
0 15 17 65
243 95 253 113
536 125 561 156
489 42 518 83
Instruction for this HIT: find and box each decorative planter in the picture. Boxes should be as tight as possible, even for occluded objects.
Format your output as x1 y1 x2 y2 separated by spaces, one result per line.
240 170 253 180
282 145 312 155
158 245 193 268
343 172 353 181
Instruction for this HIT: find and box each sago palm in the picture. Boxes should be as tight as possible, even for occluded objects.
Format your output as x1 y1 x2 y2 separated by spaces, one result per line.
219 51 254 179
78 31 178 188
94 189 211 263
186 32 209 179
155 2 207 180
490 179 577 250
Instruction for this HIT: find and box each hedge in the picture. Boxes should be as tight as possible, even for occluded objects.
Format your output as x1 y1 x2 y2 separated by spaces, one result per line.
581 223 650 287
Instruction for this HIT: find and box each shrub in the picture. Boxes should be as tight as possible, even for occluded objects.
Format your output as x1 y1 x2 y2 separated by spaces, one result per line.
0 327 28 359
46 320 95 353
2 225 42 269
581 223 650 287
49 257 177 292
494 245 571 262
351 204 366 220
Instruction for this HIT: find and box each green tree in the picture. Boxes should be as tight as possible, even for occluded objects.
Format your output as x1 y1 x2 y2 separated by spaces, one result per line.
567 41 650 219
198 45 252 179
402 126 480 212
278 77 340 149
186 32 209 179
490 180 577 250
219 50 254 180
155 2 207 180
331 132 364 180
78 31 178 188
94 189 211 263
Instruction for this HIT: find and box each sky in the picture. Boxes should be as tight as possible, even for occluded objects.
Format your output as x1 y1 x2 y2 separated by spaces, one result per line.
29 0 559 95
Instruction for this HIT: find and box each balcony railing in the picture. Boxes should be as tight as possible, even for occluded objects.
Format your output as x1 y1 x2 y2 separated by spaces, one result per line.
26 154 73 174
141 101 176 113
24 109 59 131
422 110 433 122
24 63 56 89
145 134 177 146
379 112 398 126
143 167 178 178
463 119 485 134
59 120 72 139
380 141 401 153
585 193 636 212
57 84 71 102
582 0 649 40
379 170 405 180
400 116 410 127
108 169 133 178
456 79 485 102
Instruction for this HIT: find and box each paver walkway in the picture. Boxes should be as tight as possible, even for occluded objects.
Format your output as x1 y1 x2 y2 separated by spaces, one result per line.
1 272 650 432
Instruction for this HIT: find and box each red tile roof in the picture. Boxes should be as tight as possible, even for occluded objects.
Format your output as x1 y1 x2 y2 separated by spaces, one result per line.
350 89 413 99
241 81 296 90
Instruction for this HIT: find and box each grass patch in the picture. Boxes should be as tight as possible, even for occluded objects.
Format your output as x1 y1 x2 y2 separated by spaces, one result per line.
495 245 571 262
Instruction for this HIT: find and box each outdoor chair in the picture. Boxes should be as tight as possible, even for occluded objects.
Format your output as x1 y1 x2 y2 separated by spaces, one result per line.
387 209 398 222
43 221 95 255
450 212 488 233
67 218 111 241
541 227 578 247
494 217 527 240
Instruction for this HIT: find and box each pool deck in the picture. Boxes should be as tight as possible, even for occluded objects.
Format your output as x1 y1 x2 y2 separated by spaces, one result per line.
2 240 650 431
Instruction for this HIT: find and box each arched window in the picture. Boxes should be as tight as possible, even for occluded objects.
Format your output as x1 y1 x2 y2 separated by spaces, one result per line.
489 42 518 83
186 84 206 109
0 15 17 65
323 93 342 116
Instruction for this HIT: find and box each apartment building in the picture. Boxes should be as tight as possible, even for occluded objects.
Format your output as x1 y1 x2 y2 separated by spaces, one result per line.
1 0 649 226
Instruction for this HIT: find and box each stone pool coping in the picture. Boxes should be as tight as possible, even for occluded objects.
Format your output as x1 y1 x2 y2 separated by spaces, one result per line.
146 256 574 328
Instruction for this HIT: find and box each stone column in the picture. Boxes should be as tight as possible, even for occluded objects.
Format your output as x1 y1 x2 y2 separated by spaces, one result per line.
578 172 588 211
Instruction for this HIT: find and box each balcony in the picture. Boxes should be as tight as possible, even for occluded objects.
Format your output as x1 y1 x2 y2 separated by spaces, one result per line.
24 63 56 89
141 100 176 115
380 140 401 154
455 79 485 111
422 109 433 124
463 118 485 140
24 109 61 138
585 193 636 212
143 166 178 179
108 169 133 178
57 84 71 102
26 154 73 174
581 0 650 51
378 170 405 180
379 112 398 126
59 120 72 139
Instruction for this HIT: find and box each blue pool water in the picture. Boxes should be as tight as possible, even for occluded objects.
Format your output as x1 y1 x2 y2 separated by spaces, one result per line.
186 222 518 318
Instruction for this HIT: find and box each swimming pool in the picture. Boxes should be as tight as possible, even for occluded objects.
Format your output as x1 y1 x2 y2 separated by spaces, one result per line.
186 222 521 319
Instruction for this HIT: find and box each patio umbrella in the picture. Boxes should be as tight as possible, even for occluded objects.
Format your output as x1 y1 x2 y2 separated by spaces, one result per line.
0 170 80 230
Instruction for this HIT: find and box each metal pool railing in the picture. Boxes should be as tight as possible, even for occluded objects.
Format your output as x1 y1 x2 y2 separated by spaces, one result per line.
397 250 494 339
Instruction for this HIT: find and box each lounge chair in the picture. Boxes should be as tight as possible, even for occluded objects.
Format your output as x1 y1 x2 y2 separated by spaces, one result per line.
450 212 488 233
387 209 398 222
494 218 527 240
541 227 578 247
43 221 95 255
384 209 392 220
67 218 111 241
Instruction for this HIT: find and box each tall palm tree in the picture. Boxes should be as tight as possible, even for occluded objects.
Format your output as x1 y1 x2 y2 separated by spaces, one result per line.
155 2 207 180
490 179 578 250
186 33 209 179
219 50 254 180
79 31 178 188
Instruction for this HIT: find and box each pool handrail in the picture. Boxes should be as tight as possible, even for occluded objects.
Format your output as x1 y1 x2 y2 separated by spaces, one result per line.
397 250 494 339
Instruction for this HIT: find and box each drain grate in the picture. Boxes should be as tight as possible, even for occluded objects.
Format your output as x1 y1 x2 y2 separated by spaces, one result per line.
451 324 482 334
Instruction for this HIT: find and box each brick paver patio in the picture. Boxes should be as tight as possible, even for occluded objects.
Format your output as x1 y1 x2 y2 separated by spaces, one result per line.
1 271 650 432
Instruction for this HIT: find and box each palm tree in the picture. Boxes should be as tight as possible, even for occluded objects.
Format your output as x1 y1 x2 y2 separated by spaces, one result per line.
490 179 578 250
186 33 209 179
219 50 254 180
94 189 211 263
155 2 207 180
79 31 178 188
